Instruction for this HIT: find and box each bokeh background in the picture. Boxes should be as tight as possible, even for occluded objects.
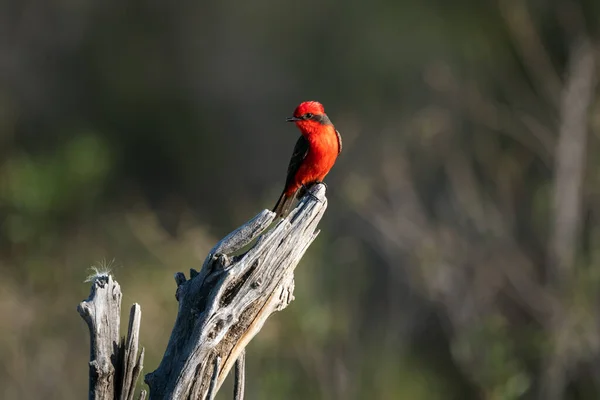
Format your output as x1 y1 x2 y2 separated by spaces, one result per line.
2 0 600 399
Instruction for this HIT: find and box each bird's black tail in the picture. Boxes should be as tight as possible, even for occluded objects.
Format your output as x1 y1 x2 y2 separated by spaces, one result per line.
273 191 297 218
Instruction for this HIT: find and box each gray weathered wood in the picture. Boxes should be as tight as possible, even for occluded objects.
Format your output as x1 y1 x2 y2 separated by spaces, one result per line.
145 183 328 399
233 350 245 400
206 356 221 400
78 275 146 400
121 304 144 400
78 275 123 400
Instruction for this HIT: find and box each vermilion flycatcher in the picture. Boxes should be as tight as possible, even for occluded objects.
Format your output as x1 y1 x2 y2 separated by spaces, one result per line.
273 101 342 217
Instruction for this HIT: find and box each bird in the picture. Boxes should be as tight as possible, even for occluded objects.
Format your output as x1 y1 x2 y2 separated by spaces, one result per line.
273 101 342 218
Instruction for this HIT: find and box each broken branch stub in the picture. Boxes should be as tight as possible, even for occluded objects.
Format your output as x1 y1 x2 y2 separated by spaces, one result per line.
145 184 328 399
78 275 145 400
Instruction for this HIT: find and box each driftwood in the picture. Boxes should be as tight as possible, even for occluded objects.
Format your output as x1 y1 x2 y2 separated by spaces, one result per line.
78 275 146 400
78 183 328 399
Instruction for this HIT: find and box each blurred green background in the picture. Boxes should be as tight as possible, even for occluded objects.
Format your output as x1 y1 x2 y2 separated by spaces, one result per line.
2 0 600 399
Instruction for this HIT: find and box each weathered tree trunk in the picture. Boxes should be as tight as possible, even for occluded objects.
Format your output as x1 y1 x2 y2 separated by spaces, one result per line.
79 183 327 400
145 183 327 399
78 275 146 400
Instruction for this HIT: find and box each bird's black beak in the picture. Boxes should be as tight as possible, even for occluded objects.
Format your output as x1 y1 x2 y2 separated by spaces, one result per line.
286 116 301 122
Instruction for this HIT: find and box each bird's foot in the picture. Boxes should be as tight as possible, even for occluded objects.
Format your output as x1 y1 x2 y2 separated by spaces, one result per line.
302 184 322 203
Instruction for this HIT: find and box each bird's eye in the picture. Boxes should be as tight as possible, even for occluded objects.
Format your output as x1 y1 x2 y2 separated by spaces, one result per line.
304 113 313 119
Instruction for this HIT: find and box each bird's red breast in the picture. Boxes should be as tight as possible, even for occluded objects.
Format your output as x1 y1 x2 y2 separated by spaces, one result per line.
284 125 340 196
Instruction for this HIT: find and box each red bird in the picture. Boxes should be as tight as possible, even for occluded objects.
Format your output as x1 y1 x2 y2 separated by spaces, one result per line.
273 101 342 218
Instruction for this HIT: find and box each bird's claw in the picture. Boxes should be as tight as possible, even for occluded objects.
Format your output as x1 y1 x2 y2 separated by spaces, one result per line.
302 184 322 203
308 192 321 202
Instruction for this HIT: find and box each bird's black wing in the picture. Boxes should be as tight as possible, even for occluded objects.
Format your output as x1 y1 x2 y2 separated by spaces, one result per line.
284 134 310 189
272 135 310 217
335 129 342 155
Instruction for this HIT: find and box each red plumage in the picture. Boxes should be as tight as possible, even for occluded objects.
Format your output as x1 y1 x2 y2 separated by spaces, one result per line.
273 101 342 218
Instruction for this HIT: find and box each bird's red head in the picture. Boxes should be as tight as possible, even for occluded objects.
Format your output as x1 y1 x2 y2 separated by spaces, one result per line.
293 101 325 117
286 101 333 134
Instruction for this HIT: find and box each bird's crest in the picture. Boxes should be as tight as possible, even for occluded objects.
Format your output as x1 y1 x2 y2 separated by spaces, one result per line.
294 101 325 117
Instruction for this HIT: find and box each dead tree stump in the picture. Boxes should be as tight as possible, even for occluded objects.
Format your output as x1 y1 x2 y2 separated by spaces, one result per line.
78 184 328 400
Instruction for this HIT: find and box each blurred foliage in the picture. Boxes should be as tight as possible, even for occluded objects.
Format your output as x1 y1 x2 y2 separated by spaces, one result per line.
1 0 600 399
